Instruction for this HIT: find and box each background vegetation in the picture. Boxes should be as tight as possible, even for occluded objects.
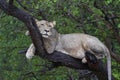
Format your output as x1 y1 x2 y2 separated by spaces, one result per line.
0 0 120 80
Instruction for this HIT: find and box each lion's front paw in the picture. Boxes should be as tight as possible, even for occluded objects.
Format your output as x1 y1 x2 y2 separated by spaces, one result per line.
25 31 30 36
26 52 34 60
82 57 87 63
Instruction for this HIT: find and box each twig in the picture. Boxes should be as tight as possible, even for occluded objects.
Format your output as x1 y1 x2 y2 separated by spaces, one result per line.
105 38 120 64
24 72 39 80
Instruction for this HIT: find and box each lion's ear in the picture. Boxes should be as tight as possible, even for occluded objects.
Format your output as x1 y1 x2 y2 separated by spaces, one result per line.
52 21 56 27
34 19 39 23
49 21 56 28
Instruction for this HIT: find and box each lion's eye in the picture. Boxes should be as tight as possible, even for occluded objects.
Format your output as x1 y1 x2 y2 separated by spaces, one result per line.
48 25 51 27
41 24 44 26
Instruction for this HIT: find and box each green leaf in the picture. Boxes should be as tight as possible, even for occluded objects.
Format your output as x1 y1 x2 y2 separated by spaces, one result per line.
118 24 120 28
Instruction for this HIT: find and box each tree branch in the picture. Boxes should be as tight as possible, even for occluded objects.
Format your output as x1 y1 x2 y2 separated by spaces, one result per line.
105 38 120 64
16 0 34 12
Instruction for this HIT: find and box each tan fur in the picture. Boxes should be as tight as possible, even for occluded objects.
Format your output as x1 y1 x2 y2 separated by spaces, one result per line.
26 20 111 80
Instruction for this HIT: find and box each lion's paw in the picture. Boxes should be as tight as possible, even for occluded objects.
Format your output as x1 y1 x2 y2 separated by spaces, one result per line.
26 51 34 59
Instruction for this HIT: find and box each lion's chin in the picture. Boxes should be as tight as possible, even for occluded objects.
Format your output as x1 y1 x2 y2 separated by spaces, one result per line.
42 34 49 38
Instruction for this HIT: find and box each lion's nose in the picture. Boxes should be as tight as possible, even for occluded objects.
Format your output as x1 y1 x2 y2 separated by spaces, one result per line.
44 30 49 32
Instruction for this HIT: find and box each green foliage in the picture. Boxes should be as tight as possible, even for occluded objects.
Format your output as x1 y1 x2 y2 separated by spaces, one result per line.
0 0 120 80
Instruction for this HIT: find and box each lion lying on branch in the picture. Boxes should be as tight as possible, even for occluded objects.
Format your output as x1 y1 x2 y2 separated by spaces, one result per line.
25 19 111 80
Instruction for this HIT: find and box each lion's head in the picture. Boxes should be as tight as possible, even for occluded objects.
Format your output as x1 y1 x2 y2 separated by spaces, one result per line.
26 19 56 38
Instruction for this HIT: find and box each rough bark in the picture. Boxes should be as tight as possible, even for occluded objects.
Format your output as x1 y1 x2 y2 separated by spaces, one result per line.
0 0 115 80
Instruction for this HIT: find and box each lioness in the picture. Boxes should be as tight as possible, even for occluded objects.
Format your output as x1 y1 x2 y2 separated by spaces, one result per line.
25 19 111 80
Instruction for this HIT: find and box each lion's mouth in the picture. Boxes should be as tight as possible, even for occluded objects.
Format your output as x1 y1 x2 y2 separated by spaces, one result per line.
42 34 49 38
42 34 48 36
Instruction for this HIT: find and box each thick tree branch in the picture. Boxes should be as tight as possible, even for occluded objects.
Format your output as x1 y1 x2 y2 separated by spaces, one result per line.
0 0 115 80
